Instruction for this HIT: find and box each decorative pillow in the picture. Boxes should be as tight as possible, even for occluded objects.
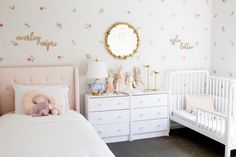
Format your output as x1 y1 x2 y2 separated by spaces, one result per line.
14 84 69 114
185 95 214 115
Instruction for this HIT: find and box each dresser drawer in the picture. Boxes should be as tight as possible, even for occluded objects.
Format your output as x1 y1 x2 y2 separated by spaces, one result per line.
132 119 168 134
88 96 129 111
89 110 129 125
132 94 167 108
94 123 129 138
132 106 168 121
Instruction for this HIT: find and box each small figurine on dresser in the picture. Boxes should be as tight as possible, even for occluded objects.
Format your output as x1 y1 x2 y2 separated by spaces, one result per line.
105 71 115 94
125 72 134 94
133 66 144 90
114 65 130 94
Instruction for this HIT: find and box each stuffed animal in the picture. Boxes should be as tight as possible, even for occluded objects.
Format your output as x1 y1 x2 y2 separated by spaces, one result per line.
22 90 62 117
114 65 129 94
133 66 144 90
124 72 134 94
105 71 115 94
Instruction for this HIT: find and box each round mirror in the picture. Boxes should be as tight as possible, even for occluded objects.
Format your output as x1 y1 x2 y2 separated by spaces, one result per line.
105 22 140 60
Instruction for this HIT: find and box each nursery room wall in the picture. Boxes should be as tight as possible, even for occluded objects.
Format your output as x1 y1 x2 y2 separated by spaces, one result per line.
211 0 236 78
0 0 212 113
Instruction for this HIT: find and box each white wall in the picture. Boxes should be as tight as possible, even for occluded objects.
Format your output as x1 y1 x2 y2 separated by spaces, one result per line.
0 0 212 112
211 0 236 78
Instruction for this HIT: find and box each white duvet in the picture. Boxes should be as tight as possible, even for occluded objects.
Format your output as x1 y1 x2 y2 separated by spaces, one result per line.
0 111 115 157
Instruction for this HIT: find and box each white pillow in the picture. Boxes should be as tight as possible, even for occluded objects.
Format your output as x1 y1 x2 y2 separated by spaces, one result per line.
14 84 69 114
185 95 214 115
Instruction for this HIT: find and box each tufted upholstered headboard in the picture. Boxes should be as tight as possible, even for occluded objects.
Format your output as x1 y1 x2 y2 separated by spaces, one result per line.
0 65 80 115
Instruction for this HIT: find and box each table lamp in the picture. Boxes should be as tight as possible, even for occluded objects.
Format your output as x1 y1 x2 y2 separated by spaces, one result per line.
86 60 108 96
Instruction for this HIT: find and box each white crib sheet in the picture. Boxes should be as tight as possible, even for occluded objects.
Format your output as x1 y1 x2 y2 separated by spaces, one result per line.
173 110 226 135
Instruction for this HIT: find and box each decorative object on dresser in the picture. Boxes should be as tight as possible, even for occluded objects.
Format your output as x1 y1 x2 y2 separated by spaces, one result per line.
105 71 115 94
114 65 131 94
143 64 160 92
132 66 144 90
86 59 108 96
85 91 169 143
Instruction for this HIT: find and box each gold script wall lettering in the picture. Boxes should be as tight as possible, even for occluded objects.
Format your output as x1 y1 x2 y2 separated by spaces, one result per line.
16 32 57 51
170 35 193 50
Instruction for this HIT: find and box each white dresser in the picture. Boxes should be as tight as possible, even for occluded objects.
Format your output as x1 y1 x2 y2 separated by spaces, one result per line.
84 91 169 143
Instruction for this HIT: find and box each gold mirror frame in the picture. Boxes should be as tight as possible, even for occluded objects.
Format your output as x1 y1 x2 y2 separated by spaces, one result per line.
105 22 140 60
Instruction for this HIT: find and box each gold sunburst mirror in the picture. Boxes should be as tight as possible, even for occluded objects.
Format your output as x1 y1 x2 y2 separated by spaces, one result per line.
105 22 140 60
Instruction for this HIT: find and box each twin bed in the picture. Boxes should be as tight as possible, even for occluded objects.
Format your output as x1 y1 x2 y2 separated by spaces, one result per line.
0 66 115 157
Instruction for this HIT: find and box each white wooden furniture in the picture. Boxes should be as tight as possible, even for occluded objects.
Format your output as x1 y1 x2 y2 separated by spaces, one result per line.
85 92 169 143
169 70 236 157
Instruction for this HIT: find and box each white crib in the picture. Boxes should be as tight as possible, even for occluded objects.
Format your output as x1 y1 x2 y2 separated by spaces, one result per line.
169 70 236 157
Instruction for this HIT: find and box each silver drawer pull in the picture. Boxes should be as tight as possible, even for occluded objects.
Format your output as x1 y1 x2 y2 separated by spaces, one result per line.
117 115 122 119
157 99 161 102
98 104 102 107
156 125 161 128
139 113 143 117
98 131 103 134
156 112 160 115
139 126 143 130
116 102 122 105
98 117 102 120
139 100 143 103
116 129 122 132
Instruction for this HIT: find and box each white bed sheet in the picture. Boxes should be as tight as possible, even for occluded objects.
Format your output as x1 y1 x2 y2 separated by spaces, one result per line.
0 111 115 157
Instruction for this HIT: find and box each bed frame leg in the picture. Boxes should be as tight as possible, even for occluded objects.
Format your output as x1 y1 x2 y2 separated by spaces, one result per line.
225 146 231 157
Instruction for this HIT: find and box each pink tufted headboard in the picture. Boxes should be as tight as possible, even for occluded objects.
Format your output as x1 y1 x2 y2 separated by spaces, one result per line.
0 65 80 115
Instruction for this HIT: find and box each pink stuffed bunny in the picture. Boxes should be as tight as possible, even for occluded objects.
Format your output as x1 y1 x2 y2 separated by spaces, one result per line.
31 95 50 117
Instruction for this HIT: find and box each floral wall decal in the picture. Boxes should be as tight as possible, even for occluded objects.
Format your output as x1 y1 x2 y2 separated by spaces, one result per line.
26 55 35 62
0 57 3 62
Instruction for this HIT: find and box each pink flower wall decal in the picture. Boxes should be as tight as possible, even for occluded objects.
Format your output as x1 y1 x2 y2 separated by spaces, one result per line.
9 5 15 10
222 26 225 32
160 27 165 31
0 57 3 62
126 10 131 14
56 22 63 29
26 55 35 62
85 23 92 29
194 13 200 18
86 53 92 60
231 11 234 16
213 69 217 74
220 57 224 60
57 55 64 60
40 6 47 11
0 22 3 28
24 23 30 28
214 13 218 18
229 72 233 77
11 41 18 46
72 40 76 46
98 8 104 14
231 41 235 46
71 8 77 13
99 40 104 44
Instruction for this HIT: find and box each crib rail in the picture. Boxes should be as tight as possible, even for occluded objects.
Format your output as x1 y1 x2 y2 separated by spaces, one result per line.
196 107 227 138
169 71 209 112
208 76 233 113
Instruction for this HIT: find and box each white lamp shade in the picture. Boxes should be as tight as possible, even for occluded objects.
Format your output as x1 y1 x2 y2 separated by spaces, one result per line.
86 61 108 79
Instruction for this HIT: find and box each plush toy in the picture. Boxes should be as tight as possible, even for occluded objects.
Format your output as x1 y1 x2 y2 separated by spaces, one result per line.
22 90 62 117
114 65 127 94
31 95 50 117
124 72 134 94
105 71 115 94
133 66 144 90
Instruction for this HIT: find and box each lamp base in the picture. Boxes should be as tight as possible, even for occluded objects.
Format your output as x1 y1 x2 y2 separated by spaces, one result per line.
92 92 102 96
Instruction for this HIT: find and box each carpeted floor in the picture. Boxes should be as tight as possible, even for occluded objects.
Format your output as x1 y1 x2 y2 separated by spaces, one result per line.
108 128 236 157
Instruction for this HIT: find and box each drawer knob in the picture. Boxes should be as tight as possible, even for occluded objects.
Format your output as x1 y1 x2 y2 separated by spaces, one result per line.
157 125 161 128
98 131 103 134
98 104 102 107
117 115 122 119
139 100 143 104
156 112 160 115
117 102 122 105
116 129 122 132
139 126 143 130
139 113 143 117
157 99 161 102
98 117 102 120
